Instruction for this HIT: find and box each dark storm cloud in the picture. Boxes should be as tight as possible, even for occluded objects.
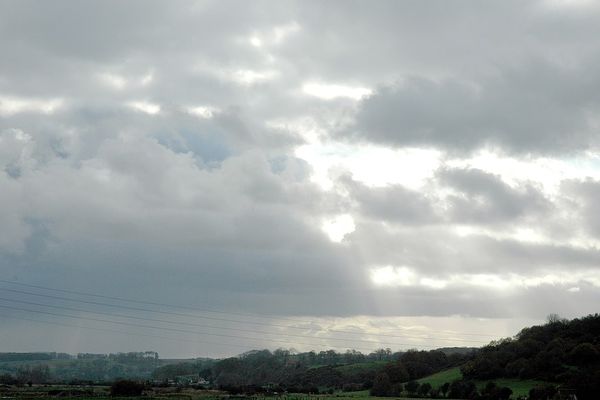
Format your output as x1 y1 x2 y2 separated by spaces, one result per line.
437 167 552 224
341 167 551 227
347 221 600 276
341 176 439 225
346 64 600 154
562 178 600 238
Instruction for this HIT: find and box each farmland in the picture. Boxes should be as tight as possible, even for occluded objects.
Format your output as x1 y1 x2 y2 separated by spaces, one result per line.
0 385 434 400
416 367 552 399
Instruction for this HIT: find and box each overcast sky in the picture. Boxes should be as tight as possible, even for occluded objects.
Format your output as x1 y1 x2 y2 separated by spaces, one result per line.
1 0 600 358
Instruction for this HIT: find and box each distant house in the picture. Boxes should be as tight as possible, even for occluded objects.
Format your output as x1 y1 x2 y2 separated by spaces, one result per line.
76 353 108 360
174 375 208 386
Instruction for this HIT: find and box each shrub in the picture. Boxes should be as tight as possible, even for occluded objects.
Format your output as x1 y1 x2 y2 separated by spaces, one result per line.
370 373 391 396
110 379 145 396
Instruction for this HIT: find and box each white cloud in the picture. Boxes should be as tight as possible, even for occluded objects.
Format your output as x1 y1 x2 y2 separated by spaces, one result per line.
232 69 278 85
272 22 301 44
140 72 154 86
302 82 372 100
98 72 127 89
295 142 441 190
369 266 600 291
3 0 600 356
246 22 300 49
187 105 218 119
0 96 63 115
127 101 161 114
542 0 595 9
420 277 448 289
370 266 417 286
446 149 600 196
249 36 262 47
322 214 355 242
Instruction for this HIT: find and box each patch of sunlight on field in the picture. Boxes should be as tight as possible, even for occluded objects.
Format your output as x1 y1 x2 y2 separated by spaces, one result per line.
416 367 462 387
416 367 553 399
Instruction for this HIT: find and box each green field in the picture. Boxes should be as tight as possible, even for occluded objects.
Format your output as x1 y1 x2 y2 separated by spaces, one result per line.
334 361 388 374
0 370 555 400
347 397 422 400
340 392 430 400
415 367 553 399
416 367 462 387
0 386 417 400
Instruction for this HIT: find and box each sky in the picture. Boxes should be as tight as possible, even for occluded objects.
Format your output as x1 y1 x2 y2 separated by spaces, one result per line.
1 0 600 358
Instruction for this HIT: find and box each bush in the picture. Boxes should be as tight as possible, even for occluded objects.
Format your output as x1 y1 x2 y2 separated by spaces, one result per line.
405 380 419 394
0 374 17 385
388 383 404 397
418 382 432 397
448 379 477 399
370 373 391 396
342 383 363 392
110 380 145 396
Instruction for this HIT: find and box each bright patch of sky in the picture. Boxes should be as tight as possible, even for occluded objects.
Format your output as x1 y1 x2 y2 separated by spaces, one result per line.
0 96 63 116
99 73 127 90
447 149 600 196
127 101 161 115
542 0 595 9
187 105 218 119
321 214 355 242
249 36 262 47
232 69 278 85
302 83 372 100
370 265 600 291
98 71 153 90
140 72 154 86
296 142 441 190
247 22 301 48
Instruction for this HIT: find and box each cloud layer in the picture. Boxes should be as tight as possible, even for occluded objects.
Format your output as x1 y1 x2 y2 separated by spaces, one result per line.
1 0 600 357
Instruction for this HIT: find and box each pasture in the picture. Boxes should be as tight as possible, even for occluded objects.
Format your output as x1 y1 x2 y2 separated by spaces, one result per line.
0 385 443 400
415 366 552 399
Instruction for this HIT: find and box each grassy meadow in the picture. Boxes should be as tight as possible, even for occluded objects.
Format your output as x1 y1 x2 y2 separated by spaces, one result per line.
415 366 552 399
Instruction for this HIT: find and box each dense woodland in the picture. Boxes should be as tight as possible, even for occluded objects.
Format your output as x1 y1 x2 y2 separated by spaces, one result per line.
186 347 470 393
1 315 600 399
461 314 600 399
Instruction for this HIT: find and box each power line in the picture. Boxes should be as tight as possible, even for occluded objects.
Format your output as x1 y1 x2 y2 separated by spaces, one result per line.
0 303 434 352
0 279 305 323
0 287 347 335
0 284 497 342
0 313 253 351
0 296 485 346
0 280 498 338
